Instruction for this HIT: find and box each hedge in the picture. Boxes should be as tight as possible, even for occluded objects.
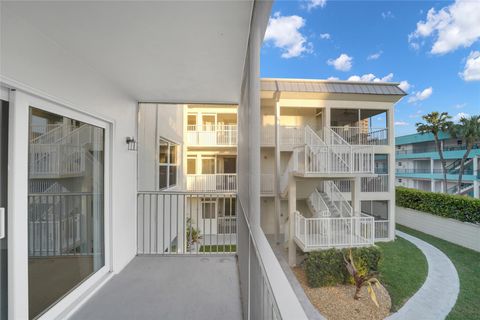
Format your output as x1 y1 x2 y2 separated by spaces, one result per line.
304 247 382 288
396 187 480 224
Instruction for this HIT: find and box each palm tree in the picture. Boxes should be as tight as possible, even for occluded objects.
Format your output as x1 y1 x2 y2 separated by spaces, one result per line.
451 115 480 193
416 112 453 193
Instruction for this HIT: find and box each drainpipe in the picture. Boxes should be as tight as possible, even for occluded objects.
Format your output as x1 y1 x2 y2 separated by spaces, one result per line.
274 83 281 244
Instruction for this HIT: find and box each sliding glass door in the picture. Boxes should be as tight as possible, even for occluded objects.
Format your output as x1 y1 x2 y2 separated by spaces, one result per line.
28 106 105 319
0 100 9 320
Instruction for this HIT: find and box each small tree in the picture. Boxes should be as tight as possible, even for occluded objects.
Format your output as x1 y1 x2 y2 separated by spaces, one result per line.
451 115 480 193
416 112 453 193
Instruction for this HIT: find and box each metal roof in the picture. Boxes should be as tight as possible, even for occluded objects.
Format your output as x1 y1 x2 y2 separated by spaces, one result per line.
261 78 407 96
396 132 451 145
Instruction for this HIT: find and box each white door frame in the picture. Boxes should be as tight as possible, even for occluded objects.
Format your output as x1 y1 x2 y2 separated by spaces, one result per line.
4 84 113 320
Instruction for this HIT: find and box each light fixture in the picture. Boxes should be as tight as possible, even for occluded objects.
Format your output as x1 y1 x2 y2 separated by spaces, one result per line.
126 136 137 151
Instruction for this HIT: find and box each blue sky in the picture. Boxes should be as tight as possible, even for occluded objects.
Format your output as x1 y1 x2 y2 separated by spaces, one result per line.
260 0 480 136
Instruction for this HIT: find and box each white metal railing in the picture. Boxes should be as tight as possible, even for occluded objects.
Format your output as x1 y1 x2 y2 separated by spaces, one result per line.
261 125 305 147
30 124 67 143
334 180 351 192
298 126 375 174
261 173 274 194
294 212 374 250
29 144 86 177
261 125 275 146
374 220 389 241
186 174 237 192
237 200 307 320
137 192 237 254
28 192 100 256
361 174 389 192
319 180 353 217
307 189 330 217
281 126 304 146
331 126 388 145
186 124 237 146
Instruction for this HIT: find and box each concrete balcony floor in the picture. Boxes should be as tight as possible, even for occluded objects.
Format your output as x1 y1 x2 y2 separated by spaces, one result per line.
71 255 242 320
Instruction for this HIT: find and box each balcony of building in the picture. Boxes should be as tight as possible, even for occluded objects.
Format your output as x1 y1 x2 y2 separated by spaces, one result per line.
186 111 237 147
330 108 389 146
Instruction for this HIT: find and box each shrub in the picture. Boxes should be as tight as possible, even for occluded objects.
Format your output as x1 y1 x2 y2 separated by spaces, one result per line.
396 187 480 224
303 246 382 288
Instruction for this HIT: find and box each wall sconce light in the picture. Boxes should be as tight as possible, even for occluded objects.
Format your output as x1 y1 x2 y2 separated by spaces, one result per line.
126 136 137 151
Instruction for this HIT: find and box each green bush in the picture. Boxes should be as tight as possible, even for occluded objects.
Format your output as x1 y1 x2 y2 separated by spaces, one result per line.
303 246 382 288
396 187 480 224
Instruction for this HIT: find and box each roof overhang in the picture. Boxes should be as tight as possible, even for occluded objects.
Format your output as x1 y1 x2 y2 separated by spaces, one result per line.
1 0 256 103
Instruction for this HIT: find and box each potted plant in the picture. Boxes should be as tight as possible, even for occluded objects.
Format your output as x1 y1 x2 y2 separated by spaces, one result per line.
186 218 202 252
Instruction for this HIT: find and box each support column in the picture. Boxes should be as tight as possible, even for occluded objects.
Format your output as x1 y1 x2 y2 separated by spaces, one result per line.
274 95 281 243
387 109 396 241
352 177 361 215
288 177 296 266
474 156 479 199
430 158 435 192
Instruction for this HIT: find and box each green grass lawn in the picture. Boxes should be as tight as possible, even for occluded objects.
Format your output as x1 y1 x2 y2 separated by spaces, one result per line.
376 236 428 312
199 244 236 252
397 224 480 320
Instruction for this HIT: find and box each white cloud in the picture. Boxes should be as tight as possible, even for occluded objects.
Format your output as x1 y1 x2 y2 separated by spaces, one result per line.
398 80 411 92
347 73 393 82
367 51 383 60
394 121 409 126
264 12 312 59
327 54 353 71
319 33 331 40
306 0 327 11
452 112 470 123
326 76 339 80
454 103 466 109
460 51 480 81
408 87 433 103
382 11 394 19
409 0 480 54
408 110 423 119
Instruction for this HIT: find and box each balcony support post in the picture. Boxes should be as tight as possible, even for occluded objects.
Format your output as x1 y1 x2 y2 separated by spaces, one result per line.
288 177 296 266
351 177 361 216
274 93 281 244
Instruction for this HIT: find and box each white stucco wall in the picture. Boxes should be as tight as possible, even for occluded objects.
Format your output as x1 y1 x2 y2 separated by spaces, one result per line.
1 9 138 274
396 206 480 252
138 103 184 191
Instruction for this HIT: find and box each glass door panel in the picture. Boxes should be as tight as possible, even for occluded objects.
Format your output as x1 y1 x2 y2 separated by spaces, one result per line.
28 107 105 319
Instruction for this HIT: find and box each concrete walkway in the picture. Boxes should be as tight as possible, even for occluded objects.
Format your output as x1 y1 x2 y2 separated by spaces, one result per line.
386 230 460 320
70 256 242 320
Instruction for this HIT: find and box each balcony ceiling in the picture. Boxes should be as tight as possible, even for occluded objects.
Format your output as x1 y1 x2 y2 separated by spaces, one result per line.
2 1 254 103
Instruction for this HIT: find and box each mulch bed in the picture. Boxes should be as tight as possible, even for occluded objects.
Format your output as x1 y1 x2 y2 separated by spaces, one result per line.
293 267 391 320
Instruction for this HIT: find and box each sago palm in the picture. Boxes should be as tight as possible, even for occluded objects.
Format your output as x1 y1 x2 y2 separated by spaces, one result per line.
416 112 453 193
452 115 480 193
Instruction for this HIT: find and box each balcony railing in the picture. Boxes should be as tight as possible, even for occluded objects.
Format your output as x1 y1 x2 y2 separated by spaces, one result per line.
331 126 388 145
294 212 374 251
374 220 390 241
261 125 304 147
295 144 375 174
186 174 237 191
29 144 86 178
396 144 480 155
261 173 274 194
186 124 237 146
28 192 101 256
361 174 389 192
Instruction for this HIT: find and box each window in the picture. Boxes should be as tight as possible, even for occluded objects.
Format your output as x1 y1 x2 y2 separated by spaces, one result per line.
201 157 215 174
398 161 402 166
202 201 216 219
187 157 196 174
457 140 462 145
223 198 236 216
398 179 402 183
159 138 178 189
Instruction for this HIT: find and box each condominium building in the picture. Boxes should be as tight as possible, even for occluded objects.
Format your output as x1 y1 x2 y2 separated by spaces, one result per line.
396 132 480 198
0 1 407 319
